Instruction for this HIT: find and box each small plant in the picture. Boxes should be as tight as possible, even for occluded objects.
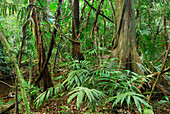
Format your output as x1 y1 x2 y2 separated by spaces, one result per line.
0 99 5 109
143 108 154 114
158 96 170 107
67 87 106 111
106 92 152 113
33 84 63 109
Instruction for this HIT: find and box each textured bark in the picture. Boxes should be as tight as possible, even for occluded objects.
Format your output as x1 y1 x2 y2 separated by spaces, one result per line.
164 16 168 49
72 0 79 58
113 0 142 74
30 0 53 90
72 0 84 61
35 0 63 89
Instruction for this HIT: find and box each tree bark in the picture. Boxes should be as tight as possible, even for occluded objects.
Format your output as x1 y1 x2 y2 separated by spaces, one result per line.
30 0 53 90
72 0 84 61
112 0 142 74
72 0 79 58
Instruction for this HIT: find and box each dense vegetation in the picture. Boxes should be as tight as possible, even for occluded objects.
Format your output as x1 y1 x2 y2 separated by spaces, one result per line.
0 0 169 113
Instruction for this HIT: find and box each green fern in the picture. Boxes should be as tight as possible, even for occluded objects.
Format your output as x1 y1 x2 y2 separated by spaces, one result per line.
33 84 62 109
67 87 106 111
106 92 152 113
63 69 90 87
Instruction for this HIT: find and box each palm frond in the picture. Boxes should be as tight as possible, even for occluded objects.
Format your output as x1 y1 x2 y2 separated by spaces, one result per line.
67 87 106 111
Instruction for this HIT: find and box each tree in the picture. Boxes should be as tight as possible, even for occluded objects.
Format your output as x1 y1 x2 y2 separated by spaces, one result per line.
72 0 84 61
111 0 142 74
27 0 54 90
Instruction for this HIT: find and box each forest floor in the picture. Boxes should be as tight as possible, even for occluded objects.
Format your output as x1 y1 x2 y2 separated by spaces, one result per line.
0 64 169 114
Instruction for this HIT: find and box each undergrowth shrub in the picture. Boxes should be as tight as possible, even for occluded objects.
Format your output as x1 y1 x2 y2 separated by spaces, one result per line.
33 57 152 113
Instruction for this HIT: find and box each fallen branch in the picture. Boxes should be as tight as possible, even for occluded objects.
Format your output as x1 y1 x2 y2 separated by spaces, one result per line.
137 67 170 90
0 80 14 88
146 67 170 78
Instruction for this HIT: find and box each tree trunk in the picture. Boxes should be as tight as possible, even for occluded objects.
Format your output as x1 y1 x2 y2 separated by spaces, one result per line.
113 0 142 74
72 0 79 58
71 0 84 61
30 0 53 90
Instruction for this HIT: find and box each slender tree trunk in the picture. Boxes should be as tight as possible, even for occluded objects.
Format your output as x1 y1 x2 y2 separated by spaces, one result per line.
30 0 53 90
164 16 168 50
139 0 141 30
72 0 84 61
113 0 142 74
72 0 79 59
0 33 30 114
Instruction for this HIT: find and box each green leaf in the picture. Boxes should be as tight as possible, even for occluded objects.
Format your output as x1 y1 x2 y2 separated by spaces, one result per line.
143 109 154 114
158 100 167 104
126 95 131 108
55 75 64 80
34 91 46 109
134 96 151 108
77 91 84 110
67 92 79 104
105 96 116 104
112 97 121 107
133 96 142 113
120 93 127 106
60 106 68 110
45 89 51 102
84 89 93 103
54 85 58 96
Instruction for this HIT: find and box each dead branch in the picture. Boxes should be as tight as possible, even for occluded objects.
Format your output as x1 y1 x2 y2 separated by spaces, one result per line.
137 67 170 90
146 67 170 78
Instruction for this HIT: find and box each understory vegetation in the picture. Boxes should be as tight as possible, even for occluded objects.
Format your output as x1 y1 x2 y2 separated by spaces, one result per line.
33 58 153 113
0 0 169 114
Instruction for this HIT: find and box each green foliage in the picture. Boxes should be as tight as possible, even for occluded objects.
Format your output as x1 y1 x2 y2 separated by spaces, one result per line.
67 87 105 111
61 57 151 112
63 69 89 87
143 108 154 114
0 0 17 17
0 0 169 113
33 84 63 109
106 92 152 113
158 96 170 107
0 48 11 74
0 98 14 109
135 0 169 72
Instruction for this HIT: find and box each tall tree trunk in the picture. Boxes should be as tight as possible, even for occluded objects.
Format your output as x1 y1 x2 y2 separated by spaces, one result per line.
72 0 84 61
72 0 79 59
113 0 142 74
30 0 53 90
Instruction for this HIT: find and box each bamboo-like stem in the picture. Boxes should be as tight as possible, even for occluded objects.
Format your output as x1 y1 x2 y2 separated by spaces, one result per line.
0 32 30 114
